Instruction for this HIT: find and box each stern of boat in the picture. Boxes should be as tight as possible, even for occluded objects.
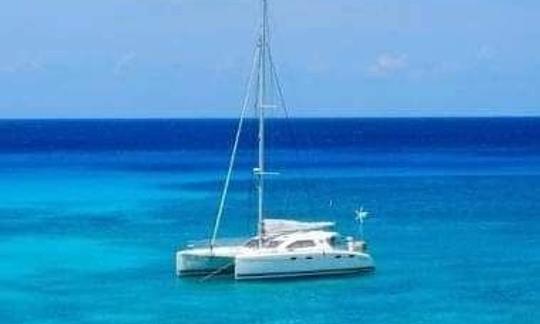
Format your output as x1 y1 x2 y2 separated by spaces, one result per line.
176 248 236 277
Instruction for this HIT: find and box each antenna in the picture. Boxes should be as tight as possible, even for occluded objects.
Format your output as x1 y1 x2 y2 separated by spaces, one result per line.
354 207 370 240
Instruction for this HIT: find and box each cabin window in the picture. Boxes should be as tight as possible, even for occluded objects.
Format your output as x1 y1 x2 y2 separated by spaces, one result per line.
287 240 316 249
326 237 336 247
266 240 282 248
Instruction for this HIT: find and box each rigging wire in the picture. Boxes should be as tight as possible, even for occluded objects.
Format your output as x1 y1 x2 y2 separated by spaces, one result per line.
210 43 261 249
266 32 319 219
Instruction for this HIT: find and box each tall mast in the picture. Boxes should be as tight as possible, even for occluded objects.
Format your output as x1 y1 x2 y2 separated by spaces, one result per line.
209 0 288 249
256 0 268 248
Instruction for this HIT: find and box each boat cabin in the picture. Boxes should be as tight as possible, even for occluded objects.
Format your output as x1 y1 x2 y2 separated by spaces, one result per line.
243 230 340 252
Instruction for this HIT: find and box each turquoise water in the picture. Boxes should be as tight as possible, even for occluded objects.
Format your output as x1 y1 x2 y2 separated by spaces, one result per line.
1 119 539 323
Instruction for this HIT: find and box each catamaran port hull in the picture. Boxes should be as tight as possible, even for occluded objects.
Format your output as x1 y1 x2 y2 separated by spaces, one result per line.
234 251 374 280
176 249 237 276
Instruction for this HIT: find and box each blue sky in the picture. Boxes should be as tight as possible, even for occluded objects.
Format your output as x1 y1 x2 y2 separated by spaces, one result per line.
1 0 539 118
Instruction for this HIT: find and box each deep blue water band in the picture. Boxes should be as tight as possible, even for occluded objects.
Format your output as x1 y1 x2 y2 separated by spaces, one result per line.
1 118 539 153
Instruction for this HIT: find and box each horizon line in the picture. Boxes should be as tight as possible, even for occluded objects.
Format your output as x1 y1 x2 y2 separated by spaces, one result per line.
2 115 540 121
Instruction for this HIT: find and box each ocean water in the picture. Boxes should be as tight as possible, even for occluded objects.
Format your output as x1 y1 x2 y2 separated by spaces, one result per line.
1 118 539 324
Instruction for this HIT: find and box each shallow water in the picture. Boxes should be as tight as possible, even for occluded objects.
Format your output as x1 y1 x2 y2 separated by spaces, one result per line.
1 119 539 323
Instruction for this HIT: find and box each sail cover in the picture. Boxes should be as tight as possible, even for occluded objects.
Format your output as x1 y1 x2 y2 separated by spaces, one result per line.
263 219 335 235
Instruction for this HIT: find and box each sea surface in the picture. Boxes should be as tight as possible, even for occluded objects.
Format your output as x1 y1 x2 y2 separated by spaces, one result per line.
1 118 539 324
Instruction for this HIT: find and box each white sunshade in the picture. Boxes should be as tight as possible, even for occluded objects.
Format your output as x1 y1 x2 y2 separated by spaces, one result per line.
263 218 335 235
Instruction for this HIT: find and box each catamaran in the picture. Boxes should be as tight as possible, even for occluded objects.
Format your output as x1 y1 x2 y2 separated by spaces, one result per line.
176 0 374 280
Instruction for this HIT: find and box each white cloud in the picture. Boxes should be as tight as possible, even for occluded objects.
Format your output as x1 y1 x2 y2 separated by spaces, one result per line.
0 55 44 73
113 52 137 76
476 45 496 61
368 53 407 77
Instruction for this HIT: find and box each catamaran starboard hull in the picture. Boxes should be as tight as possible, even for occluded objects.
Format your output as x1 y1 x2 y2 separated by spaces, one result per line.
234 251 374 280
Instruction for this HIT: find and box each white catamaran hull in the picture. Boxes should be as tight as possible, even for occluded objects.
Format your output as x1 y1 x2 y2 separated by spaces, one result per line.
234 251 374 280
176 247 239 276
